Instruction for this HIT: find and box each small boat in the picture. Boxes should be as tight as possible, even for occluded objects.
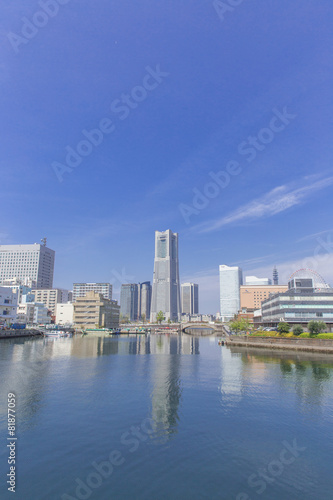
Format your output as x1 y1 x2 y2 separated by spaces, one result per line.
44 330 67 338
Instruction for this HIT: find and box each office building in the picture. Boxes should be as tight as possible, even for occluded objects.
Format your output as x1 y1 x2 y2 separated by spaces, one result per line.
138 281 152 320
240 285 288 311
73 283 112 302
181 283 199 314
32 288 70 315
260 275 333 330
219 265 243 322
245 276 272 286
73 291 120 330
150 230 181 322
120 284 139 321
0 243 55 288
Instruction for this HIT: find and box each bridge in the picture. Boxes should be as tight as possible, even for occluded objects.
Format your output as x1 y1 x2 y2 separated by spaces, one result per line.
181 323 230 336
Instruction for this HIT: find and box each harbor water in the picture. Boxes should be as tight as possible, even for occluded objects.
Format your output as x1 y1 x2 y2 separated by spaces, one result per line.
1 334 333 499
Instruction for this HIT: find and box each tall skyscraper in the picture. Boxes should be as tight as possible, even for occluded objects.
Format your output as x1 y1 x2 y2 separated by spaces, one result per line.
150 230 181 322
138 281 152 320
219 265 243 322
0 243 55 289
181 283 199 314
120 284 139 321
73 283 112 302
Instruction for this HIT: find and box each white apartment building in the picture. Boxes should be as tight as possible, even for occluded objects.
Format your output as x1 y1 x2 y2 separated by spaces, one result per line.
32 289 70 315
56 303 74 326
17 302 51 325
73 283 112 302
0 287 17 325
219 265 243 322
0 243 55 288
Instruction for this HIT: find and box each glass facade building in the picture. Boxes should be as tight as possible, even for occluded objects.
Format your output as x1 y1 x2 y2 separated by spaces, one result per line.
120 284 139 321
181 283 199 314
219 265 243 322
261 278 333 328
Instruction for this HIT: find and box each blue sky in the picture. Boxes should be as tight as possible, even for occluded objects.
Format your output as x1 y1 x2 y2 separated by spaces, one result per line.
1 0 332 313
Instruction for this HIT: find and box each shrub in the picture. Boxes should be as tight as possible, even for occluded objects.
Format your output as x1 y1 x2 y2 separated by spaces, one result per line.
293 325 303 336
308 320 327 336
277 322 290 334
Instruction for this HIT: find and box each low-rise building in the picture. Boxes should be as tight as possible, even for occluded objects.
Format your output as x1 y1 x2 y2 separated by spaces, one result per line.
260 278 333 330
0 287 17 326
32 288 70 315
73 291 120 330
56 302 74 326
16 301 51 325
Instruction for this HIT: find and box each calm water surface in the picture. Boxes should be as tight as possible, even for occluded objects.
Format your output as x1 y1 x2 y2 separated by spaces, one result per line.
1 334 333 500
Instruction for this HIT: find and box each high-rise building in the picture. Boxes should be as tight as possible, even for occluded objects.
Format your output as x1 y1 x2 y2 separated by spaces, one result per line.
219 265 243 322
138 281 152 320
73 283 112 302
120 284 139 321
181 283 199 314
150 230 181 322
0 243 55 289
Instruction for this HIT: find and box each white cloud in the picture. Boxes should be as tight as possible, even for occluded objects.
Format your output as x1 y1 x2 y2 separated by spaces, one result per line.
195 176 333 233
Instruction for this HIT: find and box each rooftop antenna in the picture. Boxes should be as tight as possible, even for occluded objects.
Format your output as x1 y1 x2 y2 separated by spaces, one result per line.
41 237 47 247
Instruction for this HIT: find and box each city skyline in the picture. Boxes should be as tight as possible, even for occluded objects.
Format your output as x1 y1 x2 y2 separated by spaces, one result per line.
1 2 332 315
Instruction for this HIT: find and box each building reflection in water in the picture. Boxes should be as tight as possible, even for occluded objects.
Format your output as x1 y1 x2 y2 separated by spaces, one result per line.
227 345 333 415
219 346 244 407
0 334 200 436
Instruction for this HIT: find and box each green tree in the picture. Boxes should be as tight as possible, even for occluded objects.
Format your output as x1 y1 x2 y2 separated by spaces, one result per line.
277 322 290 334
308 320 327 336
141 313 146 324
156 311 164 324
229 318 251 333
293 325 303 336
167 318 172 325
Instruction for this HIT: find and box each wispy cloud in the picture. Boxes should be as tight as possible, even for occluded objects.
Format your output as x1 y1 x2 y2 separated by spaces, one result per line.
194 175 333 233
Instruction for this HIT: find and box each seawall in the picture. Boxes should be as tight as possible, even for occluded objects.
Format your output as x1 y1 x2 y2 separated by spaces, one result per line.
225 335 333 354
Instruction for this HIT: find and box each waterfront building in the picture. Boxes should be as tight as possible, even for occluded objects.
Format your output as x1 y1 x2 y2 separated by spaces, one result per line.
150 230 181 322
0 287 17 326
219 265 243 322
72 283 112 302
245 276 272 286
32 288 70 315
138 281 152 320
73 291 120 329
16 301 51 325
181 283 199 315
120 284 139 321
259 274 333 330
0 243 55 288
240 285 288 311
56 302 74 326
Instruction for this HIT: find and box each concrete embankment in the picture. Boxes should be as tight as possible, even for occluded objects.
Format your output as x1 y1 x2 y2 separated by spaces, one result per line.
0 329 42 339
225 335 333 354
